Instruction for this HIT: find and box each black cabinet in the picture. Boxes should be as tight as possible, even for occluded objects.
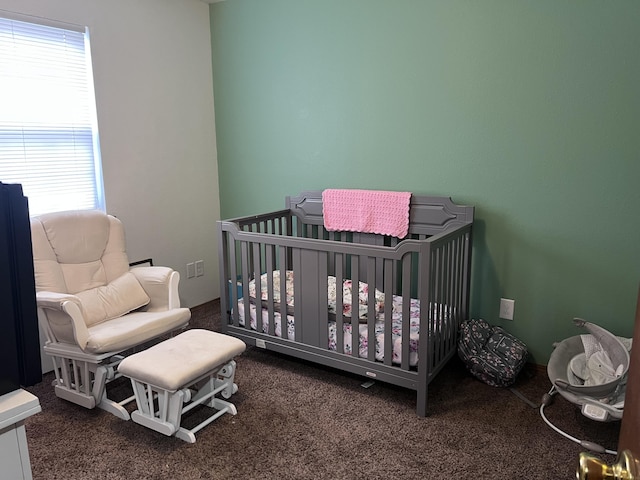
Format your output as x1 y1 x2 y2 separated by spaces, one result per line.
0 182 41 395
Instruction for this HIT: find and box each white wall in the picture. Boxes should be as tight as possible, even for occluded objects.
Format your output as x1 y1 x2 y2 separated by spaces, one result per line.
0 0 220 308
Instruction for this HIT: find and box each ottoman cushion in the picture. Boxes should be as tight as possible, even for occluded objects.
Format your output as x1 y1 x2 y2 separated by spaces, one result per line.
118 329 246 391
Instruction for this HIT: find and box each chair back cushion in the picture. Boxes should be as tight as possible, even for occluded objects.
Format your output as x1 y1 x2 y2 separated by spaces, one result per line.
31 210 149 326
31 210 129 292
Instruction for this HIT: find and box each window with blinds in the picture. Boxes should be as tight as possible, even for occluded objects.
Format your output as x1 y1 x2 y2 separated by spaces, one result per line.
0 14 104 216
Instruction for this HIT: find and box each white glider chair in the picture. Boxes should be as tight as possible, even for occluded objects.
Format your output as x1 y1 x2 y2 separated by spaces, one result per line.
30 210 191 420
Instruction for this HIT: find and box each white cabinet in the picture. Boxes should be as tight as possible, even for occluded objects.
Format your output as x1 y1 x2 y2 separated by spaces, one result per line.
0 389 41 480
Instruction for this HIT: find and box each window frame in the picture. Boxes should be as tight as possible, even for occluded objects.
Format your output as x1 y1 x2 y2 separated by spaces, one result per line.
0 11 105 216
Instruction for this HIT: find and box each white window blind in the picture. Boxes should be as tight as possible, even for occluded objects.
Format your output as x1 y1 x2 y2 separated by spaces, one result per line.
0 14 104 215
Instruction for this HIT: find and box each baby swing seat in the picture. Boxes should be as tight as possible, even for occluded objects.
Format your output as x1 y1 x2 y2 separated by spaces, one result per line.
546 318 629 422
540 318 631 455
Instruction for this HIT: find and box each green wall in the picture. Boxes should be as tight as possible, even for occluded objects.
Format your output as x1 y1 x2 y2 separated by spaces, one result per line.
210 0 640 364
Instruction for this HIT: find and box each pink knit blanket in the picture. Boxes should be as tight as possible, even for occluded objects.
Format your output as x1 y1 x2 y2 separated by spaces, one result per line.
322 189 412 238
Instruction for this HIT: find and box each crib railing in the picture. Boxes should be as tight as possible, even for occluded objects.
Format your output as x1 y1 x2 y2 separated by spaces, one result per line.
218 210 471 374
217 194 473 416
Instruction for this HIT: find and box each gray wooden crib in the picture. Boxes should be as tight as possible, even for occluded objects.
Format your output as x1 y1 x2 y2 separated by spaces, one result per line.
217 191 474 416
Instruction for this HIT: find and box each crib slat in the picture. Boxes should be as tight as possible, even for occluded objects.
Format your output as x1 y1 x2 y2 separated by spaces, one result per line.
335 254 345 355
252 242 263 334
292 248 302 343
265 247 275 336
319 254 329 346
240 241 251 331
435 244 444 364
450 236 462 350
351 255 360 358
445 241 454 359
401 255 412 370
367 256 376 363
383 258 393 367
462 229 472 321
445 242 453 361
279 246 288 338
286 215 293 237
432 245 443 365
228 237 239 326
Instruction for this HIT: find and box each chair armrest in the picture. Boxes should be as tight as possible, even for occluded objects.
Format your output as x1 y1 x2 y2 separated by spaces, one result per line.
36 291 90 350
130 266 182 311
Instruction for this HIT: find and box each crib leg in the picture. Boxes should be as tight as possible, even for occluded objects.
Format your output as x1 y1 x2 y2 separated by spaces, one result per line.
417 385 428 417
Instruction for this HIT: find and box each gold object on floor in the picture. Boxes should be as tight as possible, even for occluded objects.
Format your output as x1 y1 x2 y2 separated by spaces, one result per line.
577 450 639 480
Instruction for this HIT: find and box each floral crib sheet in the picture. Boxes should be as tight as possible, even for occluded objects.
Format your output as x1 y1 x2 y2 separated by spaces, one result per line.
248 270 385 321
236 293 423 367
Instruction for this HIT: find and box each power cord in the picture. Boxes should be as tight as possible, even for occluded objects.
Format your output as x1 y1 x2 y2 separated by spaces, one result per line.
539 386 617 456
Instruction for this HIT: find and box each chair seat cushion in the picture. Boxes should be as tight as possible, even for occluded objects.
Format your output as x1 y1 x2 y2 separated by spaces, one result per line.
76 272 150 327
84 307 191 354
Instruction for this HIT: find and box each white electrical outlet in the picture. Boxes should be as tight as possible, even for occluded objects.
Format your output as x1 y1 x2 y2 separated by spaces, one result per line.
195 260 204 277
186 262 195 278
499 298 515 320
